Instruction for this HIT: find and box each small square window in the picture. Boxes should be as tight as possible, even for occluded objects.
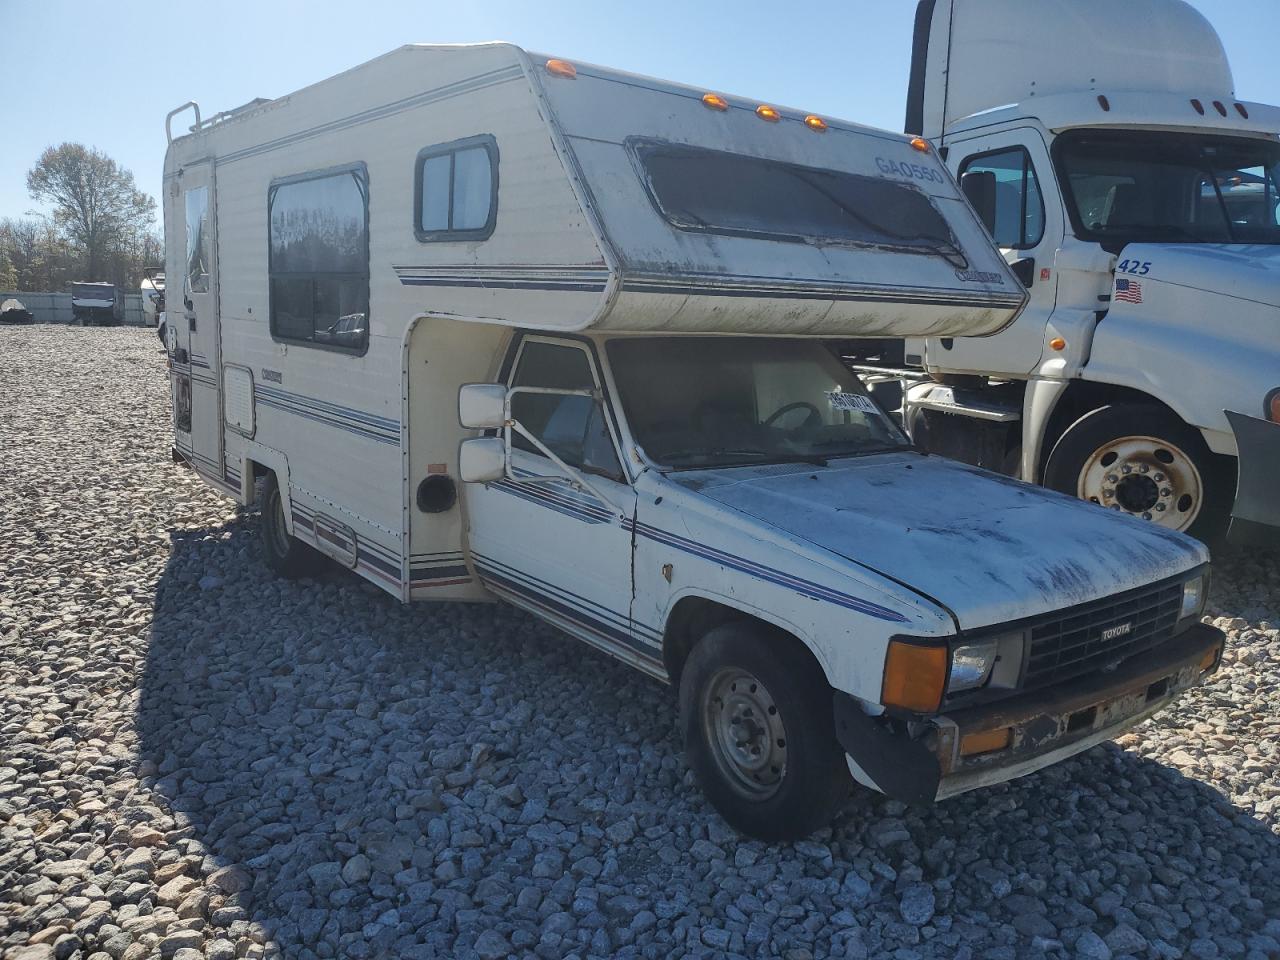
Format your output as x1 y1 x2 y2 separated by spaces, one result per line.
415 135 498 241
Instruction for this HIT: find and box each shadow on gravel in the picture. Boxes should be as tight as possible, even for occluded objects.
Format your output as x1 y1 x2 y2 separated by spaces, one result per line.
138 512 1280 959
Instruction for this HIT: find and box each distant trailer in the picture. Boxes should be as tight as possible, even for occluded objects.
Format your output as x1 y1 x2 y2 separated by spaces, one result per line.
70 282 122 326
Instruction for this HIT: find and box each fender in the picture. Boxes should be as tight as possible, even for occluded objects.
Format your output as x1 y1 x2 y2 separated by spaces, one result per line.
1020 378 1070 482
240 442 292 532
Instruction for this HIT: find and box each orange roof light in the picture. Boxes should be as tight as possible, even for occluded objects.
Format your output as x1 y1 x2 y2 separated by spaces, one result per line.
756 104 781 122
702 93 729 111
910 137 931 153
545 59 577 79
804 114 828 132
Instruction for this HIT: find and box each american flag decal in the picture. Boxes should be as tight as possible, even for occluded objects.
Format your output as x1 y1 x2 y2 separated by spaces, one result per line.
1115 278 1143 304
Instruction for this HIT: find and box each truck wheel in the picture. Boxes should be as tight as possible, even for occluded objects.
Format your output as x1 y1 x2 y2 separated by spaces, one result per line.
679 621 852 841
261 473 321 578
1043 404 1230 543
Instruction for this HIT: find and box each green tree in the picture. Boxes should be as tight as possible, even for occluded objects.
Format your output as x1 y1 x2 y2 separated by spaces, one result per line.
26 144 156 280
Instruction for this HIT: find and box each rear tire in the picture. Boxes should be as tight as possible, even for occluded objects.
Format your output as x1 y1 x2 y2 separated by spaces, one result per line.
1043 404 1232 545
679 621 852 841
260 473 322 579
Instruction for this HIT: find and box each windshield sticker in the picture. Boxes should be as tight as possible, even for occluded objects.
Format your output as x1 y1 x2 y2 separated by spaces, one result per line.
827 391 880 415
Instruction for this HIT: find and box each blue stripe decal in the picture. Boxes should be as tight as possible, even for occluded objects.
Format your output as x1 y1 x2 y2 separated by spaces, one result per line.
474 560 661 663
256 385 399 431
629 521 909 623
490 477 613 525
256 395 399 446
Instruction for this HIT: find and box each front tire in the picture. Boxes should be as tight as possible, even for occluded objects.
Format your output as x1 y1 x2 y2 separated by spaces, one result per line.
260 473 322 579
1043 404 1231 544
679 621 852 841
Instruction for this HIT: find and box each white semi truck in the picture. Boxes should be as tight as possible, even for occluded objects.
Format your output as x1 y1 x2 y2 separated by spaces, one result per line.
161 44 1223 839
878 0 1280 545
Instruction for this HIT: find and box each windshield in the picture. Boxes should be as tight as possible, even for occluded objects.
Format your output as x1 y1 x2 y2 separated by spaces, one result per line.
1056 130 1280 247
606 338 909 470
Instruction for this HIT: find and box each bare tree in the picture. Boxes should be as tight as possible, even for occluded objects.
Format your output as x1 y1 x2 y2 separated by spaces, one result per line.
26 144 156 280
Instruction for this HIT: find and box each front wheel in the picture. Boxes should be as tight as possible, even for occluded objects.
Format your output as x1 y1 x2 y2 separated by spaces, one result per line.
679 621 852 841
1043 404 1231 544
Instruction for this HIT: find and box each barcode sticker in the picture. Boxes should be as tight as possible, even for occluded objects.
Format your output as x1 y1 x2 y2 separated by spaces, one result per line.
827 391 879 415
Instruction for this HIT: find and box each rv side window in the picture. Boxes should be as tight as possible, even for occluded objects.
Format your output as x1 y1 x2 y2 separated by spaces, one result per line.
185 187 210 294
959 147 1045 249
268 165 370 353
631 140 959 259
509 340 623 482
415 135 498 242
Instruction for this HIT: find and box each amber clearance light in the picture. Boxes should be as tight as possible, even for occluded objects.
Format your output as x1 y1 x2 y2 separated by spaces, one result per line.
545 59 577 79
756 104 781 122
1267 387 1280 423
702 93 729 111
910 137 931 153
804 115 828 132
882 639 947 713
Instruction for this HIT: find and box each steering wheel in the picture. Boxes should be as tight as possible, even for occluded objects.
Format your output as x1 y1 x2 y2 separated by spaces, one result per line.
764 401 821 430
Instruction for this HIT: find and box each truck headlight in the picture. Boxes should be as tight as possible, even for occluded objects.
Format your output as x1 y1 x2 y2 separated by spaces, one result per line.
948 639 1000 693
1180 574 1207 620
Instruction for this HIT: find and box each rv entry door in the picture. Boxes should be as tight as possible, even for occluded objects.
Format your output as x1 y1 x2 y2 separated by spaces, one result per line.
178 162 224 483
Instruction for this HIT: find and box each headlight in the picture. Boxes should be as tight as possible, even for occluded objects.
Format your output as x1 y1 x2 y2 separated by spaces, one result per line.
948 639 1000 693
1180 574 1206 619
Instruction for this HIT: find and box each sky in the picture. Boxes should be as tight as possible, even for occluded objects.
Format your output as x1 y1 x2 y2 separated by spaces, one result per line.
2 0 1279 229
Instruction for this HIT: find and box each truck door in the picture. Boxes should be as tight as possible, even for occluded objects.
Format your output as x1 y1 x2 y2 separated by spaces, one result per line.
176 161 224 482
464 337 649 672
927 131 1062 375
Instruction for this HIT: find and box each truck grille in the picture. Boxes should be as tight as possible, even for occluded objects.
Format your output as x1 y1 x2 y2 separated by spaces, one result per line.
1023 580 1183 690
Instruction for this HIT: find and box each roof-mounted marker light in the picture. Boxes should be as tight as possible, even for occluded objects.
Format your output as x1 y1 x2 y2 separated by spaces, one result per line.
910 137 930 153
1097 94 1111 112
702 93 729 111
1213 100 1228 116
545 59 577 79
804 115 828 132
1236 103 1250 119
1191 99 1205 115
756 105 781 122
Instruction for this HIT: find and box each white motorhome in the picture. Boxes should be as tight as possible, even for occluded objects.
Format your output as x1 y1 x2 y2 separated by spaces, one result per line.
887 0 1280 545
140 268 165 327
162 44 1223 839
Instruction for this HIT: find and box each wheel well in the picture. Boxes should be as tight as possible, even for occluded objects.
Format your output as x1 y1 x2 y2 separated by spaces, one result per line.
661 597 825 690
243 460 274 502
1038 382 1185 479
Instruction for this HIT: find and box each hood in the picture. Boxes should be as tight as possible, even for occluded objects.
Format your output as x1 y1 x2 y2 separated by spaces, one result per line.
682 453 1205 631
1123 242 1280 310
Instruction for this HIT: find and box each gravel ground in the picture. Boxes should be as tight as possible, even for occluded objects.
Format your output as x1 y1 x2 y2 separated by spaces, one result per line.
1 324 1278 960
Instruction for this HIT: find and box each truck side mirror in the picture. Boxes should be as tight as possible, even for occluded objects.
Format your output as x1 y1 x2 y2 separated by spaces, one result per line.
459 383 507 430
960 170 998 238
459 437 506 483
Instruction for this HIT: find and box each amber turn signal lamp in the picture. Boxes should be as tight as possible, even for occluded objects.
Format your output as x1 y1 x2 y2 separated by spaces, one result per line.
804 115 828 132
702 93 729 111
960 727 1013 757
910 137 930 153
756 104 781 122
1199 646 1221 674
1049 337 1066 351
882 640 947 713
545 59 577 79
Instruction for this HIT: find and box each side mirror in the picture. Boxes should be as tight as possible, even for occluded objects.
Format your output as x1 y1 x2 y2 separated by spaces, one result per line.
960 170 998 238
459 382 507 430
459 437 506 483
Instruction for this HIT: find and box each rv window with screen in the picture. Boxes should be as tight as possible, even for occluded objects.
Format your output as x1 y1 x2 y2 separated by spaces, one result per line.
185 187 210 294
268 166 370 353
630 140 963 263
959 147 1045 249
415 135 498 241
509 340 623 482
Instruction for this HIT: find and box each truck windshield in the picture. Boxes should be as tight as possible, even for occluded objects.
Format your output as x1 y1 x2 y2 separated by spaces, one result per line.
630 139 967 267
606 338 909 470
1056 130 1280 247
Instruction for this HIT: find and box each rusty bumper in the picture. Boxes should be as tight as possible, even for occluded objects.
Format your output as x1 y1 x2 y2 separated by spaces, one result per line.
834 623 1225 804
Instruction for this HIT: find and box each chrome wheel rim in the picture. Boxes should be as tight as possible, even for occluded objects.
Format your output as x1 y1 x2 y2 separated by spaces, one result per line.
701 667 787 801
1077 435 1203 532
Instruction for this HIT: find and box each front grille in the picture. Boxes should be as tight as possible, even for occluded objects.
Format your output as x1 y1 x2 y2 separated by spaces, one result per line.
1023 580 1183 690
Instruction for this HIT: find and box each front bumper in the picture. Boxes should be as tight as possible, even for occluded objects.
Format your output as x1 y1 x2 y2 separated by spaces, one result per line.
834 622 1224 804
1227 410 1280 545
